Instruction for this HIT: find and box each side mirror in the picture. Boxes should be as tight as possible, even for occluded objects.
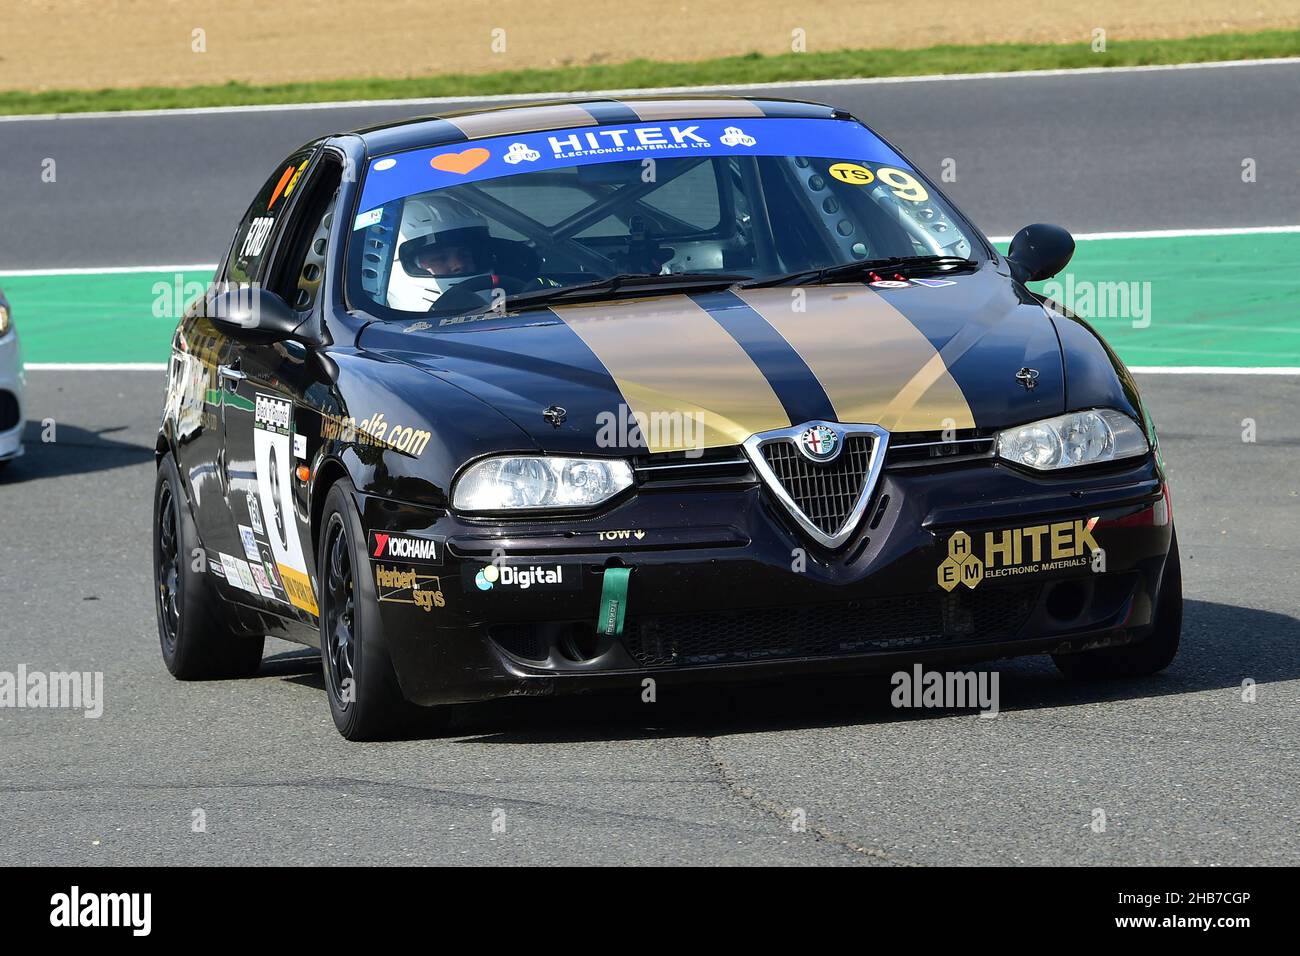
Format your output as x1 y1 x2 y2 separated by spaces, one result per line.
1007 223 1075 283
202 286 317 344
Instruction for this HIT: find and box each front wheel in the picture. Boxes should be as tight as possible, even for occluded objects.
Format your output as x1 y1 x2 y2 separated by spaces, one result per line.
1053 530 1182 680
317 478 448 740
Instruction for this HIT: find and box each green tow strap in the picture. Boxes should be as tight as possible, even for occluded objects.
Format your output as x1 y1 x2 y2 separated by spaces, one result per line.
596 567 632 637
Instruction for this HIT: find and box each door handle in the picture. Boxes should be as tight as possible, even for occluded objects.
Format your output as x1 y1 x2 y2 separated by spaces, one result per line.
217 363 246 389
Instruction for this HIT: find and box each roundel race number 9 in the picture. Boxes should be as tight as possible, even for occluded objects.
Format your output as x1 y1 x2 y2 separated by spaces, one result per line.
876 167 929 202
828 162 930 203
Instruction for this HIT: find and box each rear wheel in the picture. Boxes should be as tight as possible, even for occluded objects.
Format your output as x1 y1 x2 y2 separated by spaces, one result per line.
153 453 264 679
1053 530 1182 680
318 478 447 740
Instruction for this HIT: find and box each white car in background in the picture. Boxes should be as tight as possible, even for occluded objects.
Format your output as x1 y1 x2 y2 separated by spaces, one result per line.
0 286 25 471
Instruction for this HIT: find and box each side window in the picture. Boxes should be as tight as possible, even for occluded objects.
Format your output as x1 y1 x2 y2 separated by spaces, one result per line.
265 156 344 313
223 146 318 285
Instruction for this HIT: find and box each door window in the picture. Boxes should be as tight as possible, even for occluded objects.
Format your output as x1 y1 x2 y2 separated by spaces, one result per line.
223 144 320 285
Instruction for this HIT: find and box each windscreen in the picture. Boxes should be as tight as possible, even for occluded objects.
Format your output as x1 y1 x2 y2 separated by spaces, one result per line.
347 117 985 319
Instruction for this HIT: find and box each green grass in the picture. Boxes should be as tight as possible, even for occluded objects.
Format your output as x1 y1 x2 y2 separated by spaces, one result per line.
2 28 1298 116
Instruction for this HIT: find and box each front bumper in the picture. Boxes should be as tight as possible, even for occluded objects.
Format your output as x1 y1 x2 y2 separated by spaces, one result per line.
359 456 1174 706
0 328 25 462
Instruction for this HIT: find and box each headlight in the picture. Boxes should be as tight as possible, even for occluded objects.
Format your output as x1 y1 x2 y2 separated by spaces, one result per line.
453 456 634 511
0 304 10 336
996 409 1149 470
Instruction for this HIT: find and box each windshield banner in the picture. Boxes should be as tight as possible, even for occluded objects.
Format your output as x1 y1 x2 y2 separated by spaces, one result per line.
354 117 906 224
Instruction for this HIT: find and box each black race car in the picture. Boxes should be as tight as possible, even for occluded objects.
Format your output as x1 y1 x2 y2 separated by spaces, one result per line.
153 96 1180 739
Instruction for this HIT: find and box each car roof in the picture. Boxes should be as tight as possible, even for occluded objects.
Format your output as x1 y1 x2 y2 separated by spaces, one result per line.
349 95 846 155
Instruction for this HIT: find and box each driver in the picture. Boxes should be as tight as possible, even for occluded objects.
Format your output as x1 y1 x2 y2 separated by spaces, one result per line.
387 195 498 310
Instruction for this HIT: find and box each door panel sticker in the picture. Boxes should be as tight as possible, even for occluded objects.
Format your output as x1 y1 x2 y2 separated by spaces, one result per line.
238 524 261 562
219 552 259 595
253 393 319 615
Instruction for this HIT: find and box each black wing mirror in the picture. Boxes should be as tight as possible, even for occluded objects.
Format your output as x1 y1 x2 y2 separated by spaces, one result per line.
201 286 319 345
1007 223 1075 283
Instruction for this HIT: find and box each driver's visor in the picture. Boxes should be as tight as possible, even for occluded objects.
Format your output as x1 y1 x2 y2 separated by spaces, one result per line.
398 229 485 276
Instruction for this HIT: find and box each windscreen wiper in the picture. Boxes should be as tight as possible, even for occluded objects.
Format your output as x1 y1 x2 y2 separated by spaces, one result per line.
498 272 752 312
740 255 977 289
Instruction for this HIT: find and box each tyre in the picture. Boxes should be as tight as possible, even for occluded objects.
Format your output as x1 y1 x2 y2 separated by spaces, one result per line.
317 477 447 741
1053 530 1182 680
153 453 265 679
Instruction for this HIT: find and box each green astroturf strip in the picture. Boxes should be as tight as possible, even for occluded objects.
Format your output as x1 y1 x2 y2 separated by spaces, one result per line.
3 233 1298 365
994 233 1300 367
1 270 212 364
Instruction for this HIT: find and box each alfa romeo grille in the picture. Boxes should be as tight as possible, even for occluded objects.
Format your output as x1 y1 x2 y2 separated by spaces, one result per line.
743 422 889 548
761 436 874 536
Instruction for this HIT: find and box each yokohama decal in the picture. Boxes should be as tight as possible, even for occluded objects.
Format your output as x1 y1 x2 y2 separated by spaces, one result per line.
368 532 443 565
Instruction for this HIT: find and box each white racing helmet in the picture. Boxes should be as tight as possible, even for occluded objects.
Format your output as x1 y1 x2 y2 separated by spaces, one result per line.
386 195 493 310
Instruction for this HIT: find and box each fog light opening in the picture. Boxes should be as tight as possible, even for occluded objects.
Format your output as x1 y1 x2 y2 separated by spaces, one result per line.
558 622 602 663
1045 579 1090 622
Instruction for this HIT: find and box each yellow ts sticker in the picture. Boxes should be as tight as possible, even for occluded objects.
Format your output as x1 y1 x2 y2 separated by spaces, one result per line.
828 162 875 185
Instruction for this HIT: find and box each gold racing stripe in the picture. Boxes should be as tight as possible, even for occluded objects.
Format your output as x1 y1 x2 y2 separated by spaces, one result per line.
552 295 789 453
620 99 767 122
446 104 600 139
735 285 976 432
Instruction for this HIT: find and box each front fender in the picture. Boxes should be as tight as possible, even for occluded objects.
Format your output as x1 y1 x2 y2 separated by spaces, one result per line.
316 347 538 508
1039 299 1167 480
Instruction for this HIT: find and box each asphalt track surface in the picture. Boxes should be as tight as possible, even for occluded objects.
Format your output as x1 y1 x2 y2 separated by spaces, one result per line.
0 370 1297 865
0 63 1297 866
0 60 1298 268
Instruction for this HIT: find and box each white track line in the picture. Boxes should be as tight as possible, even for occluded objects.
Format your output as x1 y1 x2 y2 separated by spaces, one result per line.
3 56 1298 123
27 363 167 371
0 264 216 278
1128 366 1300 375
988 225 1300 243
